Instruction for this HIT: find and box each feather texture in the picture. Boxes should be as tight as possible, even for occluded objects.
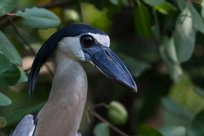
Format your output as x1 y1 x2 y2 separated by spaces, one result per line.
10 114 37 136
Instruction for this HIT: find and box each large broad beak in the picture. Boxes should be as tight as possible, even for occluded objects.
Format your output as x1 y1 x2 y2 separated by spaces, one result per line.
83 44 137 92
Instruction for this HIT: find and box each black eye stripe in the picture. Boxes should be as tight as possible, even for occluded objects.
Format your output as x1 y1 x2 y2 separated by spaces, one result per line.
80 35 94 48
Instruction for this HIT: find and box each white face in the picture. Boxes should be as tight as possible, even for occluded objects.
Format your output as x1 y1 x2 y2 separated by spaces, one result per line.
57 33 110 61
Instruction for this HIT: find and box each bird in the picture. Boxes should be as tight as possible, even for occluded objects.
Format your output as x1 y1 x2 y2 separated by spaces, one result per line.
10 24 137 136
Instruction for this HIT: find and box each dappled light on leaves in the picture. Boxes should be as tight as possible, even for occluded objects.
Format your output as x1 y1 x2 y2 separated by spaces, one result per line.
1 0 204 136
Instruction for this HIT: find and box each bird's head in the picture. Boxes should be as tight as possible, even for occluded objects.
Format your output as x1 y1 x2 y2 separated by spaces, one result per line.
29 24 137 94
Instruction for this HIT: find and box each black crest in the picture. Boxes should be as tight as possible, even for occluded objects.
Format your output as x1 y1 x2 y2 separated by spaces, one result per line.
28 24 106 94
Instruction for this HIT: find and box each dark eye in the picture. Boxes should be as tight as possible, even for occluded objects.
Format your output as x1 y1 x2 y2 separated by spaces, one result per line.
80 35 94 48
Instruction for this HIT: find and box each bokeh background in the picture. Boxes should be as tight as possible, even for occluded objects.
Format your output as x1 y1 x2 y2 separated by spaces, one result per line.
1 0 204 136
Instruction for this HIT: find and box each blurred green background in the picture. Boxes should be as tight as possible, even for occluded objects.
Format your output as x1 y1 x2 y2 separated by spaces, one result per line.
1 0 204 136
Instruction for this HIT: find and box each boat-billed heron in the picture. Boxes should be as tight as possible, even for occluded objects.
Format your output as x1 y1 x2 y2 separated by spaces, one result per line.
11 24 137 136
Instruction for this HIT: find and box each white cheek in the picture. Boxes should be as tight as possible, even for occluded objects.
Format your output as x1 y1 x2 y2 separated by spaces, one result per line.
87 33 110 47
58 37 85 61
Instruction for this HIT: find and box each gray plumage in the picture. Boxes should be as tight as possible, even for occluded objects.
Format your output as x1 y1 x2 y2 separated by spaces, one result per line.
11 114 36 136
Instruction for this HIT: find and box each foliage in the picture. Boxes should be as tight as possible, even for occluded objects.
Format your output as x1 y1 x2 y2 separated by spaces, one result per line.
107 101 128 125
16 7 61 28
1 0 204 136
138 124 163 136
134 1 152 38
93 123 110 136
0 92 11 106
189 110 204 136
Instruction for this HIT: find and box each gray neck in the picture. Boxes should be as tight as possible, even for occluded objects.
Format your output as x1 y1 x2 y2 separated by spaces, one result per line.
34 53 87 136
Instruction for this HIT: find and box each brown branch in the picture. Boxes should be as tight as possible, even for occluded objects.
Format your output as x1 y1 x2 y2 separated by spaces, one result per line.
88 104 130 136
6 15 54 76
38 0 74 9
0 16 18 29
88 103 109 109
88 109 130 136
0 0 75 29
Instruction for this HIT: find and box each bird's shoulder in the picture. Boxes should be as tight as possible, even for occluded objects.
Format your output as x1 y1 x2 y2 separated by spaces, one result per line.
10 113 37 136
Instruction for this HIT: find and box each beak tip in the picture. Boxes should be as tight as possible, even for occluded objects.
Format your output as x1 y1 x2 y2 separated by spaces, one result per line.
125 77 137 92
124 78 137 92
133 86 138 93
130 83 138 93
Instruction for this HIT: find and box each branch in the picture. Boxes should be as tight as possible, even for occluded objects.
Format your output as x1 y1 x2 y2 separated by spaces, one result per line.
88 103 108 109
6 15 54 76
88 109 130 136
38 0 74 9
88 104 130 136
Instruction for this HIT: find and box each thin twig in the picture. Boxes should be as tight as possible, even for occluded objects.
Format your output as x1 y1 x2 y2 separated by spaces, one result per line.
6 16 54 76
88 109 130 136
38 0 74 9
88 103 109 109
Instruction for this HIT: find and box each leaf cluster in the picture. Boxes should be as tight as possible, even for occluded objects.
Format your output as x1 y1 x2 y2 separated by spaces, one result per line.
1 0 204 136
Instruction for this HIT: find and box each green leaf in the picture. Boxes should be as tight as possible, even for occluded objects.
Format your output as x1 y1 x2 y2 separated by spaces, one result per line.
161 37 179 64
81 3 111 31
0 92 11 106
134 1 152 38
0 31 22 65
16 7 61 29
108 101 128 125
174 7 195 62
194 86 204 98
189 110 204 136
162 97 193 121
126 58 150 77
175 0 204 34
0 53 11 73
154 2 177 15
63 9 80 22
201 0 204 19
6 102 45 125
143 0 165 7
93 123 110 136
0 116 7 128
17 67 28 83
0 0 16 16
169 76 204 113
152 10 160 41
119 54 150 77
0 64 21 87
151 25 160 41
160 37 183 82
38 28 57 40
175 0 186 11
160 126 186 136
110 0 119 5
138 124 163 136
190 4 204 33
